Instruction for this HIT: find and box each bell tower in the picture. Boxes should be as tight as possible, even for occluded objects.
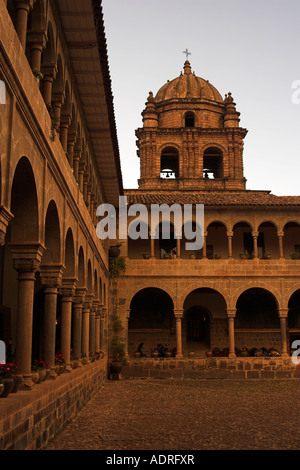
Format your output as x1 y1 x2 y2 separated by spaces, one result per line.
136 61 248 191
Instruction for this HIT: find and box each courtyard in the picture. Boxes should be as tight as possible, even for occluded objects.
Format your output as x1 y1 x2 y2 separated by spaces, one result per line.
44 378 300 451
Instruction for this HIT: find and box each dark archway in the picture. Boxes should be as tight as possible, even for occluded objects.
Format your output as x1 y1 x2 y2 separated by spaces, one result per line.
186 306 210 343
128 288 175 356
288 289 300 350
160 147 179 179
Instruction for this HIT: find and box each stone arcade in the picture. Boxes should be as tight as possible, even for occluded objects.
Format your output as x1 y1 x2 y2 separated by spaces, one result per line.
0 0 299 451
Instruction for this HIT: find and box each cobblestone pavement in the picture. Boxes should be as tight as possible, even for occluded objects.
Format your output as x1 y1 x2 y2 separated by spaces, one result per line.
45 378 300 451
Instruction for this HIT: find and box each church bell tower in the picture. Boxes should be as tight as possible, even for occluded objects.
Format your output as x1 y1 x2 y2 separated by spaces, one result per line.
136 60 248 191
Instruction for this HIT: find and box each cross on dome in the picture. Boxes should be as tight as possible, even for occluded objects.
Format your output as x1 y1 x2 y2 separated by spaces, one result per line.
182 48 191 60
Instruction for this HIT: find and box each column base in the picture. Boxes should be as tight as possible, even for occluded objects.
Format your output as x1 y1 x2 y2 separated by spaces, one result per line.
176 353 183 358
229 353 236 358
20 375 35 390
65 365 72 373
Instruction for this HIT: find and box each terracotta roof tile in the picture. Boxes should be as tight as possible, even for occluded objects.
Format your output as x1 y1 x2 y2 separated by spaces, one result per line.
124 190 300 207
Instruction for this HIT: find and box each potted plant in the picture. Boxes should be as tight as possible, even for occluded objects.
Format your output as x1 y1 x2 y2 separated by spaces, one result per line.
205 351 213 357
163 253 171 259
239 252 249 259
55 353 66 375
239 347 249 357
109 243 122 259
214 253 221 259
188 351 195 358
142 252 150 259
32 68 44 80
0 364 15 398
290 252 300 260
269 347 280 357
263 253 271 259
109 337 125 374
109 256 126 277
151 348 159 358
189 252 196 259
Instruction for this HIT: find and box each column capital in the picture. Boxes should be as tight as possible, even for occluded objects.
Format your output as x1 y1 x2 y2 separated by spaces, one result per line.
227 308 236 318
9 242 46 273
277 308 289 318
252 231 259 237
59 278 78 299
73 287 87 305
27 30 47 49
174 309 184 319
226 231 233 238
277 231 284 238
39 264 65 288
41 63 57 80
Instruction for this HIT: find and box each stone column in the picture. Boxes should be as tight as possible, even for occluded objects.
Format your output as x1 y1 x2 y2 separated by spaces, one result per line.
101 307 108 352
27 32 47 72
125 310 130 359
72 288 87 362
89 300 98 355
60 115 71 153
15 0 33 50
0 206 14 246
252 231 259 259
78 162 85 192
82 294 94 360
52 91 65 135
227 308 236 358
95 306 101 353
227 231 233 259
174 309 184 358
60 279 77 372
176 237 181 258
100 308 105 351
73 147 81 182
40 264 65 379
150 237 155 259
10 243 45 389
41 65 57 107
278 231 284 259
202 232 207 259
278 308 289 358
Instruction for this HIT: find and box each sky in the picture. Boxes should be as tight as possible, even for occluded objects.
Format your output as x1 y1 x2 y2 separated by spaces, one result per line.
101 0 300 196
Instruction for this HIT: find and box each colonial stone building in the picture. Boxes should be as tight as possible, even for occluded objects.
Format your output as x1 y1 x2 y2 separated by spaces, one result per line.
114 60 300 361
0 0 123 449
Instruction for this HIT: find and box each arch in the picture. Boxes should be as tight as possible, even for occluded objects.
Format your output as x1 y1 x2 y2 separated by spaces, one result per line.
42 20 56 66
64 228 75 277
78 247 85 287
235 287 280 329
206 221 228 259
160 146 179 179
257 221 279 259
94 269 98 299
27 0 47 31
10 156 39 243
283 222 300 259
232 282 281 309
99 276 103 303
232 221 253 258
87 259 92 293
52 54 64 95
180 283 229 311
203 147 223 179
61 80 71 118
103 283 106 306
43 200 61 264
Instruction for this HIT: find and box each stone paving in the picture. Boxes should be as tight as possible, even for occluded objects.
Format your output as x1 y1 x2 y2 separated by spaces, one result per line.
45 378 300 451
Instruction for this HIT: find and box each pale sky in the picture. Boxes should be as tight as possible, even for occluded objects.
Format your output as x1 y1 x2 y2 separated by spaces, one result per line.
102 0 300 196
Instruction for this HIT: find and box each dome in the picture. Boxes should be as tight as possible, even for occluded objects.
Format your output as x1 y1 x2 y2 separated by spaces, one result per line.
155 61 223 103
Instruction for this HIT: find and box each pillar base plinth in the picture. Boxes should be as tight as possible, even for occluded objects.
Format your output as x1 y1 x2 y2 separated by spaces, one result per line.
229 353 236 358
20 375 35 390
65 365 72 373
176 353 183 358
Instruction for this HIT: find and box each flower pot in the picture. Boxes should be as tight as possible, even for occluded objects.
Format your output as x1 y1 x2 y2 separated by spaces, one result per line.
109 361 123 374
269 350 279 357
0 382 4 397
240 350 248 357
109 246 121 258
11 375 23 393
188 351 195 358
151 351 159 358
133 351 141 358
205 351 213 357
1 377 14 398
142 253 150 259
189 253 196 259
254 350 263 357
165 351 172 357
31 371 39 384
38 369 47 383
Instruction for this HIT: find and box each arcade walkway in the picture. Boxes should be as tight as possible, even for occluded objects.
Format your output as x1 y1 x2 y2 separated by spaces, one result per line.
45 378 300 450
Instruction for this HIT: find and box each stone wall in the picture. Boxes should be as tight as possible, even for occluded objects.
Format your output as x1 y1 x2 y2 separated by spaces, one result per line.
122 357 300 380
0 359 107 450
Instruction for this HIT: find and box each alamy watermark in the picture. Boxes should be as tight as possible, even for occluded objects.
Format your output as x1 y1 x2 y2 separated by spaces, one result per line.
0 80 6 105
291 80 300 104
0 340 5 364
96 196 204 250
